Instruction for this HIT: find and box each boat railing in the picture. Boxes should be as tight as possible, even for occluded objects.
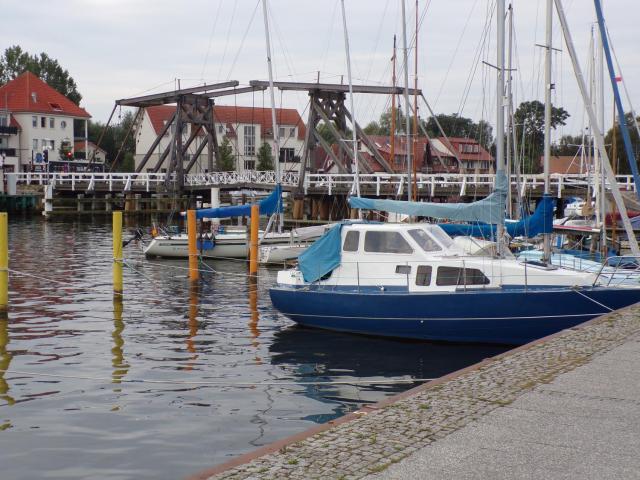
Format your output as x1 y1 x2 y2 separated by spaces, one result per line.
592 256 640 287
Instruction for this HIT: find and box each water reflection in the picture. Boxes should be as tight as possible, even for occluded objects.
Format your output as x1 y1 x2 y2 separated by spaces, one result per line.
111 295 129 387
248 277 261 365
270 327 508 421
0 311 15 407
185 283 199 370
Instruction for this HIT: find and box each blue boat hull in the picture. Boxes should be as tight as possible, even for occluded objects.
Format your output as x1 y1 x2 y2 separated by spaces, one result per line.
269 286 640 345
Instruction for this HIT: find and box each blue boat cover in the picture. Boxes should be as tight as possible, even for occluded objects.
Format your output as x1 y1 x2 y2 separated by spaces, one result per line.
349 171 508 225
299 223 345 283
194 184 282 220
439 195 555 239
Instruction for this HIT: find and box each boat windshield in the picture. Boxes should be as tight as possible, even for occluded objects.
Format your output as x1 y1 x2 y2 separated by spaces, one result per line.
408 229 442 252
424 226 454 249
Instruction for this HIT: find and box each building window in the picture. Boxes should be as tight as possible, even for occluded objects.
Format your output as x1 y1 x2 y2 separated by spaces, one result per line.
43 139 55 150
244 159 255 170
290 127 295 137
49 118 55 128
33 139 39 151
218 125 224 134
243 125 255 156
32 116 37 127
60 120 67 129
343 231 360 252
279 148 296 163
364 231 413 254
41 117 46 128
278 127 285 138
0 115 7 127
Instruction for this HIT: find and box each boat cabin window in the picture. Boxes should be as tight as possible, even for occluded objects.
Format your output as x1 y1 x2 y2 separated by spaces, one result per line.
436 266 490 286
426 226 454 249
416 265 432 286
343 231 360 252
395 265 411 275
408 229 442 252
364 231 413 254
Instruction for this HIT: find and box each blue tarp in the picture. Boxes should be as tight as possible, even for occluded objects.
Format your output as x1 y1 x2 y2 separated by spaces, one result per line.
299 222 356 283
349 171 508 225
193 184 282 220
439 195 555 239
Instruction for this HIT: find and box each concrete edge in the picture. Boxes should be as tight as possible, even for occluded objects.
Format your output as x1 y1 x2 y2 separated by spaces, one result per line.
187 308 626 480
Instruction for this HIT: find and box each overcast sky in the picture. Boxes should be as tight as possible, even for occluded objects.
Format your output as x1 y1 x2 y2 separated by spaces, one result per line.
2 0 638 141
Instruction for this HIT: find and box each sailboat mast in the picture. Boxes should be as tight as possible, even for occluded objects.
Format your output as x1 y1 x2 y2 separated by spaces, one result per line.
554 0 639 256
340 0 360 198
496 0 506 255
506 3 514 219
412 0 419 201
261 0 282 231
391 36 397 167
401 0 412 201
596 2 607 253
542 0 553 263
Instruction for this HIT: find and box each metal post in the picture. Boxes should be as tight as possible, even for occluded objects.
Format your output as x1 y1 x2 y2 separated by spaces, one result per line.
112 211 123 295
542 0 553 263
401 0 412 201
495 0 506 256
187 209 199 282
261 0 283 231
340 0 361 198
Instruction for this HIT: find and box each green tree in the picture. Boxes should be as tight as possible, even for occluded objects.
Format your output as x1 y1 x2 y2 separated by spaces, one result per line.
217 137 235 171
604 112 640 175
0 45 82 105
88 110 137 171
552 134 584 157
317 122 352 145
514 100 570 173
256 142 274 170
424 113 493 151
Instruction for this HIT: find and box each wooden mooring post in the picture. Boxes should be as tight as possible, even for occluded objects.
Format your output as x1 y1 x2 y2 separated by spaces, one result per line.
0 213 8 310
187 209 199 282
112 211 123 295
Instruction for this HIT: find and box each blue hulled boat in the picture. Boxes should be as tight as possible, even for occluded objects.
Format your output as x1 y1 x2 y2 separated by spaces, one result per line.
269 222 640 345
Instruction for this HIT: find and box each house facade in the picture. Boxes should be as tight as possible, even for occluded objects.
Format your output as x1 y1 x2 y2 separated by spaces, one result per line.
0 72 92 172
314 135 494 175
134 105 306 173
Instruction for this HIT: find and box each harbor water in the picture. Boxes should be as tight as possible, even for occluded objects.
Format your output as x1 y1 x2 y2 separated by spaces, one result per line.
0 216 508 479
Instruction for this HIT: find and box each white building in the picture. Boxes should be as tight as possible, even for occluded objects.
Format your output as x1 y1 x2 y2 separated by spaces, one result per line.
0 72 93 172
134 104 306 173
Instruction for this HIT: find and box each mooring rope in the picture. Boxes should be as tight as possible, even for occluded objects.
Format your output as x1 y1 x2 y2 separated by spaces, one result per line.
0 369 432 387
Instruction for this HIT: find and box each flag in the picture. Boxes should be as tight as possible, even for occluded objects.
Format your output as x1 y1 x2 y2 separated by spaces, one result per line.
615 76 623 82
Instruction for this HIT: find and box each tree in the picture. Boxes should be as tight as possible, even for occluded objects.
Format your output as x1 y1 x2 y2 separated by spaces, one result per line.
217 137 235 171
424 113 494 151
514 100 570 173
316 122 352 145
604 112 640 175
88 110 137 171
552 134 584 157
256 142 274 170
0 45 82 105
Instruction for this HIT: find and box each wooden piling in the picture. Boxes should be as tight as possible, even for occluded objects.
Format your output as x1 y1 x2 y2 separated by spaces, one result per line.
187 209 200 282
0 213 8 310
112 211 123 295
249 204 259 276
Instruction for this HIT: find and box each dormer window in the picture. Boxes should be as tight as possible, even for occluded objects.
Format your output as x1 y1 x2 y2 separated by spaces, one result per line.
49 102 63 112
31 92 37 103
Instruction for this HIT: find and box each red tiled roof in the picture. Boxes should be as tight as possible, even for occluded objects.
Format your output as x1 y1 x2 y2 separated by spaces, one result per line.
445 137 493 161
146 104 305 140
0 72 90 118
540 155 585 174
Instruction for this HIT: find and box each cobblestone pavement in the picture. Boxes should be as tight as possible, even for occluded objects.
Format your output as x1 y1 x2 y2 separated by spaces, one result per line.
197 305 640 480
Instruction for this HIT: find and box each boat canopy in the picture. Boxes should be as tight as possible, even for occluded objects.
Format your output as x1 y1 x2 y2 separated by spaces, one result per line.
193 184 282 220
439 195 555 239
298 223 345 283
349 171 508 225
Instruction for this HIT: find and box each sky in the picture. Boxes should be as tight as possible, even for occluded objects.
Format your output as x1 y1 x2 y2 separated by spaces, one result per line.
2 0 639 142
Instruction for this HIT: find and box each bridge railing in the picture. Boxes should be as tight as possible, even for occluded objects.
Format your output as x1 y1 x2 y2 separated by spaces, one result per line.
6 171 637 196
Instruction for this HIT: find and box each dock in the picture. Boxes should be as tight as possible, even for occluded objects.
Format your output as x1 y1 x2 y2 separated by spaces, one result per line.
192 303 640 480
